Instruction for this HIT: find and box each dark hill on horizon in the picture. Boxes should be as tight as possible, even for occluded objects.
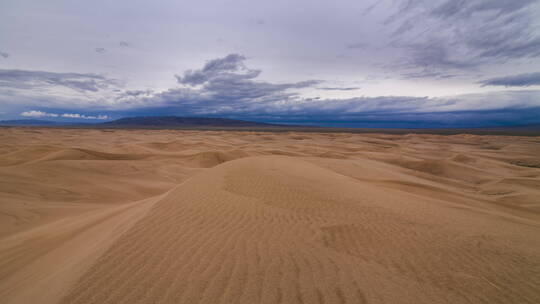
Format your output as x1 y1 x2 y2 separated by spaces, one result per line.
100 116 280 128
0 119 61 126
0 117 282 128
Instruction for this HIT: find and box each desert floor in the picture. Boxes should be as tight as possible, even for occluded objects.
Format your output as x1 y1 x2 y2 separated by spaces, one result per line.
0 127 539 304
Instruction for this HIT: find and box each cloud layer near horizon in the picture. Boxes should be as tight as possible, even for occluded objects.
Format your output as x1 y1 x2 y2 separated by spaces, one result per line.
480 72 540 87
4 54 539 127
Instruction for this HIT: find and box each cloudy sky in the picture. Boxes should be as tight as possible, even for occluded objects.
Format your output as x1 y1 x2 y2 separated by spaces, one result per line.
1 0 540 127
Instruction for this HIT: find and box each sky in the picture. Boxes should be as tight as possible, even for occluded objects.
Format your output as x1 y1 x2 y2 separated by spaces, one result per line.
1 0 540 127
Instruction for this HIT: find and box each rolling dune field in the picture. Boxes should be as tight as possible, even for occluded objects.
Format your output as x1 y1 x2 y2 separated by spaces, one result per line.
1 127 539 304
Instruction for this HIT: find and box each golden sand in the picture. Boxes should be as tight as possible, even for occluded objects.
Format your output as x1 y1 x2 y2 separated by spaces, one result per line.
1 128 539 303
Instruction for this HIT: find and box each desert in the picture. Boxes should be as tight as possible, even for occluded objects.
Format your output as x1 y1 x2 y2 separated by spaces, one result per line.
0 127 539 304
3 0 540 302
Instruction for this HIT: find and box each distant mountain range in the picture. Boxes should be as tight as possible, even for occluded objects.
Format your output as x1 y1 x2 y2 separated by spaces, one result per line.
0 119 62 126
100 116 278 127
0 117 280 128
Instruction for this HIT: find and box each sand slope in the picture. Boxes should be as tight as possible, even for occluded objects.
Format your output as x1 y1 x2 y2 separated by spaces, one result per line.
0 195 162 304
1 128 540 303
59 156 540 304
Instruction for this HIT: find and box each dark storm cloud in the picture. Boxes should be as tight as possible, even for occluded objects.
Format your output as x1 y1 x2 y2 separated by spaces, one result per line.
3 54 540 127
405 43 479 70
168 54 320 106
275 107 540 128
144 76 320 111
475 37 540 59
391 0 537 22
387 0 540 73
116 53 540 120
114 89 540 127
480 72 540 87
175 54 260 86
0 69 117 92
112 56 540 120
124 89 153 96
431 0 537 18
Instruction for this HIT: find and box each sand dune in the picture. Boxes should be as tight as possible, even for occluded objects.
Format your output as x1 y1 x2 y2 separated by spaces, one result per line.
1 128 539 303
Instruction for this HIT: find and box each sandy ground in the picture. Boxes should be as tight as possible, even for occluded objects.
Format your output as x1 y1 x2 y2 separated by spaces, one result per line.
0 127 539 304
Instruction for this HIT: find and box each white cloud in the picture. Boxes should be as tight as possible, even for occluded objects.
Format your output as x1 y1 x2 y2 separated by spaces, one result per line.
61 113 109 119
20 111 109 120
21 110 59 118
